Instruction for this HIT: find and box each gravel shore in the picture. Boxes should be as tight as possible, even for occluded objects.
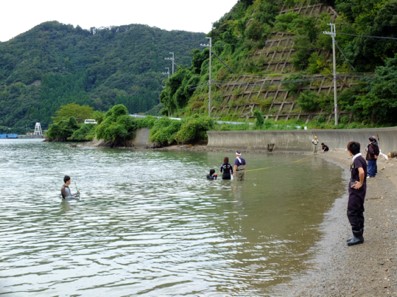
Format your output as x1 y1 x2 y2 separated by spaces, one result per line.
270 150 397 297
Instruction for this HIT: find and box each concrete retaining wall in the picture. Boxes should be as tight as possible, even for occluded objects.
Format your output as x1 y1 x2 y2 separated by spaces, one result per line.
207 127 397 153
131 128 153 147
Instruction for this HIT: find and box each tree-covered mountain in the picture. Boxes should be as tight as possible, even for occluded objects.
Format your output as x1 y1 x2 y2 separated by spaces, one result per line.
3 0 397 133
161 0 397 126
0 21 206 132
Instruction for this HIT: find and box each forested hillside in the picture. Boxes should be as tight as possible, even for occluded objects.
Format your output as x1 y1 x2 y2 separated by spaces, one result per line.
2 0 397 133
161 0 397 127
0 21 205 132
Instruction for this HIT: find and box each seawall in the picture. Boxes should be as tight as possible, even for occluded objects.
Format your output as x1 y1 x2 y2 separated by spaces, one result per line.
131 128 152 147
207 127 397 153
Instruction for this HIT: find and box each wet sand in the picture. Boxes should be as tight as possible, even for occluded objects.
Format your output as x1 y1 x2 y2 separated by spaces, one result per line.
271 150 397 296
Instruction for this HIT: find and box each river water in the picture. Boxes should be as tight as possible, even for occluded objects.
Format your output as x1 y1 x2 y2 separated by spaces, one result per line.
0 139 344 296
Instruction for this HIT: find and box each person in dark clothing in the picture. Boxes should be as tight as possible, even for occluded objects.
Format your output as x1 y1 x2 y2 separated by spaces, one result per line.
61 175 80 199
366 136 379 178
346 141 367 246
220 157 233 180
233 151 246 181
321 142 329 152
206 169 218 180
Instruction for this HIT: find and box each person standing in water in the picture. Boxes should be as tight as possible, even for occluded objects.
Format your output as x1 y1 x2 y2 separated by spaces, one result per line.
233 151 246 181
220 157 233 180
61 175 80 199
311 135 319 154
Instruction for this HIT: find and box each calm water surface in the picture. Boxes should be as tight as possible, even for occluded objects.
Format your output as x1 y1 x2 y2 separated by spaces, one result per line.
0 139 344 296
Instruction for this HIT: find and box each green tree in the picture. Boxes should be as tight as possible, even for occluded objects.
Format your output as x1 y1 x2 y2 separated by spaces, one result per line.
175 116 214 144
70 124 96 141
297 91 321 112
46 116 80 141
149 117 182 146
0 21 204 131
357 55 397 124
254 109 264 129
95 104 137 147
160 68 198 116
52 103 95 123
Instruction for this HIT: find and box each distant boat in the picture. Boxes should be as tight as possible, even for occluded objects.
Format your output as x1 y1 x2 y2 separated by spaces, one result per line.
0 133 18 139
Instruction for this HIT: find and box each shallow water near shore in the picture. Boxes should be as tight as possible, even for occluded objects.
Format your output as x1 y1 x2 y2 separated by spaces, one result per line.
0 139 344 296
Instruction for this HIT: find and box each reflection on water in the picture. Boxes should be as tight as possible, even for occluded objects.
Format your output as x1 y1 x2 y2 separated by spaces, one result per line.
0 139 344 296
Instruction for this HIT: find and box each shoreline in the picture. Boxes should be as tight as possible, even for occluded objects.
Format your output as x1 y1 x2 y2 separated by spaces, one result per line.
80 141 397 295
154 145 397 296
271 150 397 296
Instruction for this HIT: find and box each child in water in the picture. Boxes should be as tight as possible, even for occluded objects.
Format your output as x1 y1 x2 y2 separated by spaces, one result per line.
206 169 218 180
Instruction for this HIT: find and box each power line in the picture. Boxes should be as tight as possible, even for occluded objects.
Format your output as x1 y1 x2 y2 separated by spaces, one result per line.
338 33 397 41
335 40 356 72
211 51 235 73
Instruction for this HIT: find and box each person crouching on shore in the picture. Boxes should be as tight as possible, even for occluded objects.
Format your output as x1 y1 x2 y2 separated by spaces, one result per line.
346 141 367 246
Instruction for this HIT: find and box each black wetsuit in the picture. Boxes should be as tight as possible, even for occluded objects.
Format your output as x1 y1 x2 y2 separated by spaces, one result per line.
348 154 367 238
220 163 233 180
206 174 217 180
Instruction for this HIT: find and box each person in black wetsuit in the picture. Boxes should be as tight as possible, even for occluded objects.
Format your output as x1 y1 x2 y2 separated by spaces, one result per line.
220 157 233 180
206 169 218 180
346 141 367 246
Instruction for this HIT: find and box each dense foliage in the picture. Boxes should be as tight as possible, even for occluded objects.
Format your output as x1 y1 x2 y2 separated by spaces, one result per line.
96 104 138 147
160 0 397 126
150 117 182 146
350 55 397 125
46 116 81 142
2 0 397 134
46 103 100 142
0 22 205 133
149 115 214 146
47 102 215 147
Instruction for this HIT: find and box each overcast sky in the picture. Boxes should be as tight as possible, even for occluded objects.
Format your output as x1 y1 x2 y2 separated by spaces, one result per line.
0 0 238 42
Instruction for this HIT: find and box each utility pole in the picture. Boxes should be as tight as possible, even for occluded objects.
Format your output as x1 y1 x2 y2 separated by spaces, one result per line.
200 37 212 117
323 23 338 126
165 52 175 75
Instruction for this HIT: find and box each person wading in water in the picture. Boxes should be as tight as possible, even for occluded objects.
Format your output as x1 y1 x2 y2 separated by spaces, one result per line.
233 151 246 181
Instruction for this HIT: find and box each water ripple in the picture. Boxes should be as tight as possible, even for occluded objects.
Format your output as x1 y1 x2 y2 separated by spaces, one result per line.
0 140 344 296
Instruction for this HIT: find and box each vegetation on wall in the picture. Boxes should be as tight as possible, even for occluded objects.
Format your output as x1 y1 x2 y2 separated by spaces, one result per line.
160 0 397 126
96 104 138 147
